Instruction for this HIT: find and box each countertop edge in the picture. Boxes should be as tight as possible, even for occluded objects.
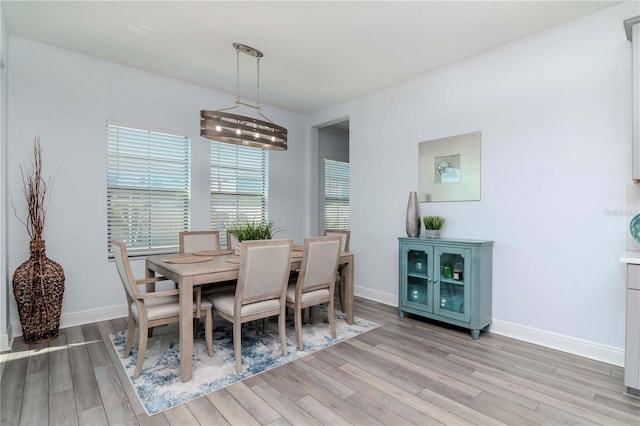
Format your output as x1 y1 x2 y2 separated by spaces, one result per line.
620 250 640 264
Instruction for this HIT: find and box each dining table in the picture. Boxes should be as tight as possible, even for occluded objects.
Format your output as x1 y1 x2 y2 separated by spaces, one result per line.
145 247 355 382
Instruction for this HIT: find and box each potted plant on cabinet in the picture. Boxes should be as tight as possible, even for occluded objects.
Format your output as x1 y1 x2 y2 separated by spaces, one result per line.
423 216 445 239
12 137 65 344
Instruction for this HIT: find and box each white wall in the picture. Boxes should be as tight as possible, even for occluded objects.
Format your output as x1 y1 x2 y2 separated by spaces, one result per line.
5 37 309 339
0 5 9 352
311 1 639 364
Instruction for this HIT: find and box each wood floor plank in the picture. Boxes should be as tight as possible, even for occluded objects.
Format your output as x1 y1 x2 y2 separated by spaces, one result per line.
68 343 102 412
251 382 322 426
1 340 29 426
20 370 48 426
206 388 261 425
295 394 352 425
226 380 281 425
77 405 109 426
346 337 482 397
48 333 73 395
82 324 111 368
162 404 198 426
96 319 146 416
273 359 383 426
470 368 636 425
94 364 138 426
185 396 230 426
25 342 49 376
288 356 357 398
49 389 79 426
339 362 472 425
258 368 309 402
136 414 169 426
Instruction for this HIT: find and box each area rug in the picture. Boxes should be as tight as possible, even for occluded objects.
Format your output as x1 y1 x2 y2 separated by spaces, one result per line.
109 308 380 415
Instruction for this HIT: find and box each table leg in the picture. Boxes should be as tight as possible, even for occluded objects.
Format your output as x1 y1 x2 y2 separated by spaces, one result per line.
180 276 194 382
344 255 354 324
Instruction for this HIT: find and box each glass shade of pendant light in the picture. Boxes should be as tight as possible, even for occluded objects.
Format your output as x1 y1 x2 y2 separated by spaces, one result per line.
201 43 287 150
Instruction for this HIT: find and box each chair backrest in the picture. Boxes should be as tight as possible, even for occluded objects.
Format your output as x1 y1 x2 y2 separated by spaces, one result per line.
324 229 350 252
298 236 342 292
236 239 292 305
112 240 139 301
180 230 221 254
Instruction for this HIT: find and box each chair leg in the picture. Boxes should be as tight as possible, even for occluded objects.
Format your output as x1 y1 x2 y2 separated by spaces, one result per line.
337 267 345 313
338 278 345 314
309 306 315 324
133 326 148 379
328 297 337 339
234 321 243 373
124 316 136 358
279 309 288 357
205 309 213 357
295 306 304 351
193 318 201 338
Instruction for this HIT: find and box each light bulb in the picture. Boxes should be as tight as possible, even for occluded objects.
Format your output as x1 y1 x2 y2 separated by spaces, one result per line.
215 125 222 132
254 132 259 139
271 136 276 142
236 128 242 135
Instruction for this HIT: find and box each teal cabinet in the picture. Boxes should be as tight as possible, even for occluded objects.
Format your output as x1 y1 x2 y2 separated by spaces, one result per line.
398 237 493 339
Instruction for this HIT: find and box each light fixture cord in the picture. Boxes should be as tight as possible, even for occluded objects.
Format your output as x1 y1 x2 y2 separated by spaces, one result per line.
256 55 261 111
235 46 241 104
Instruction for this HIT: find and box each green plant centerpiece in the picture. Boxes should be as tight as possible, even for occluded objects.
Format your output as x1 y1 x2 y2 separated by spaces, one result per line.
228 221 280 253
423 216 445 238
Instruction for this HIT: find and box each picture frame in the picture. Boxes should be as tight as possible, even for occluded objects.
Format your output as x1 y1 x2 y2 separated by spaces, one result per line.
418 131 481 202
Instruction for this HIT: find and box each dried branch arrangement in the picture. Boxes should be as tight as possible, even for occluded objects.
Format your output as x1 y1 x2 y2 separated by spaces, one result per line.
14 137 54 240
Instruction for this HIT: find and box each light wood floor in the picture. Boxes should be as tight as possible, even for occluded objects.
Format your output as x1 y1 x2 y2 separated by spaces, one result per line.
2 297 639 426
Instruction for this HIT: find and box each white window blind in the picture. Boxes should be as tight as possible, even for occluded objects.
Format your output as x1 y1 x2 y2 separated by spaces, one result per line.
324 158 350 230
107 123 190 256
210 142 268 247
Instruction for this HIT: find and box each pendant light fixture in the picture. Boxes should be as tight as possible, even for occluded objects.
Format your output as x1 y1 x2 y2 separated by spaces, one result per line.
200 43 287 150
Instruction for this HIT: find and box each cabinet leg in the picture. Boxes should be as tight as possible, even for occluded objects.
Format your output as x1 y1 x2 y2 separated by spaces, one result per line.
398 310 405 319
471 329 480 340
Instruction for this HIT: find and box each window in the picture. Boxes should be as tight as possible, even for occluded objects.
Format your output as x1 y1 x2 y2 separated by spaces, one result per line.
324 158 350 230
107 123 190 256
210 142 268 247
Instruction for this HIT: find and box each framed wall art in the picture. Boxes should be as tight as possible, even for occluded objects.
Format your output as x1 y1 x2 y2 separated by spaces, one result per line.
418 131 481 202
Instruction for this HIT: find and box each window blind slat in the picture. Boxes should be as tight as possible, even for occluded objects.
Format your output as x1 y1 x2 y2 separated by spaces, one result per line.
210 143 268 247
324 159 350 230
107 123 191 256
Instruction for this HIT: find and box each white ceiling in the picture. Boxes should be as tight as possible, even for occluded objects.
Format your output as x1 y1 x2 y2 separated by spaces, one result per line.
2 1 622 114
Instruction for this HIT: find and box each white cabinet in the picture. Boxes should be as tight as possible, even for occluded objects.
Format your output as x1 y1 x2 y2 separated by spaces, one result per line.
625 263 640 396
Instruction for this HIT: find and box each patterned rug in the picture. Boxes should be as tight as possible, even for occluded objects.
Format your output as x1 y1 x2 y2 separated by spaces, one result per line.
109 308 380 415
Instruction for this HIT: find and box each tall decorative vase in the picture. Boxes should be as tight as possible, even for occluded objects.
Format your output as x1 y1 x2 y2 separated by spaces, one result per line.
13 239 65 344
406 191 421 237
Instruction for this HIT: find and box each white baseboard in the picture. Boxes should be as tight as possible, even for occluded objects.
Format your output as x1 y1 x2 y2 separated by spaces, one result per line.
0 332 11 352
10 304 128 341
354 288 624 367
354 285 398 307
490 319 624 367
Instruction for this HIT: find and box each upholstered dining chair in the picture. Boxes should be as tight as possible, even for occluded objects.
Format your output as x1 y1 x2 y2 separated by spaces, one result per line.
323 229 350 312
179 230 221 253
207 239 293 373
286 236 342 350
112 240 213 378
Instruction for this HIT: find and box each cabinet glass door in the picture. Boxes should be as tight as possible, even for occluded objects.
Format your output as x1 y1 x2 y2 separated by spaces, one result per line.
403 247 432 310
434 247 471 321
